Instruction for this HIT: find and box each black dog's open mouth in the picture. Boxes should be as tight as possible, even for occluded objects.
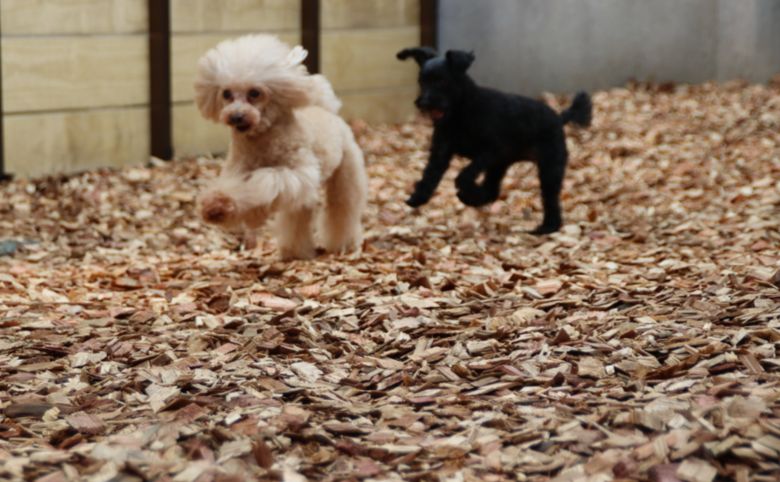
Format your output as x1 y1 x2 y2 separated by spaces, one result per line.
426 109 445 121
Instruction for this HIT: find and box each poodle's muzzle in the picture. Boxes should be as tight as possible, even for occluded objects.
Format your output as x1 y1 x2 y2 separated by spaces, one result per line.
228 113 251 132
221 102 260 133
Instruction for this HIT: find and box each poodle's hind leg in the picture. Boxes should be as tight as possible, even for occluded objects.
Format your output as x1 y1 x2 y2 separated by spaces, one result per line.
274 207 317 260
321 141 367 254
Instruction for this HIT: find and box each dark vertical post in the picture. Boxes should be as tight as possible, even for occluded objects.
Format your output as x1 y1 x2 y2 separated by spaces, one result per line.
301 0 320 74
148 0 173 160
420 0 438 48
0 6 8 181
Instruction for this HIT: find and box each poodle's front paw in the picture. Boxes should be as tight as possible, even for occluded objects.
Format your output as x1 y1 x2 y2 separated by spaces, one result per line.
241 231 258 250
244 205 271 231
199 191 237 225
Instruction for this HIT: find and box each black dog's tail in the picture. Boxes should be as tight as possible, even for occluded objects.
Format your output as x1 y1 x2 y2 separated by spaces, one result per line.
560 91 592 127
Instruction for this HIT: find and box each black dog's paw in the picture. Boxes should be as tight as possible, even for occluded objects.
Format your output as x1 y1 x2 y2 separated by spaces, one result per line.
529 223 561 235
455 172 474 192
405 191 431 208
457 188 495 207
456 189 482 207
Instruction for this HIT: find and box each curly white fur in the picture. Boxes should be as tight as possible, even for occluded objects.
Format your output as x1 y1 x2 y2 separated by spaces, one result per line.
194 34 367 259
195 35 341 120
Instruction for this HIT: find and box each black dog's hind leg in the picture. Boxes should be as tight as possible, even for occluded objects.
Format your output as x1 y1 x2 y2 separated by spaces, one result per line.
532 143 567 234
457 161 510 207
406 133 453 208
455 160 486 193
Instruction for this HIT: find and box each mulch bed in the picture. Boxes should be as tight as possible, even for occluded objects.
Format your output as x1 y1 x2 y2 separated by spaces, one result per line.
1 79 779 482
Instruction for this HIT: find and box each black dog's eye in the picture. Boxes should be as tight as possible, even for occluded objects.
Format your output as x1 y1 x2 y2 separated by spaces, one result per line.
248 88 262 99
222 90 233 100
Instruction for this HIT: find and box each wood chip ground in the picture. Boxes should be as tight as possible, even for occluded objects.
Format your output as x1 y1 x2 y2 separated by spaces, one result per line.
1 80 779 481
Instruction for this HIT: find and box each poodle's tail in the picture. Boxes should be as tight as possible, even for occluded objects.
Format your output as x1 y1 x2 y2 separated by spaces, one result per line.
560 91 592 127
309 74 342 113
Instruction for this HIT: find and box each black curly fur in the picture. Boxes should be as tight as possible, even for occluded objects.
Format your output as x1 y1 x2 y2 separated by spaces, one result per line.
398 47 592 234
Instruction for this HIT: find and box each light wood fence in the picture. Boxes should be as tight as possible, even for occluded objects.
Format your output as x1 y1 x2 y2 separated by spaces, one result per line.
0 0 436 178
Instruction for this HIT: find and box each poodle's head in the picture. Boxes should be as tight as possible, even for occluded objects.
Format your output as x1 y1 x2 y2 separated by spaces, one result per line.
194 35 314 135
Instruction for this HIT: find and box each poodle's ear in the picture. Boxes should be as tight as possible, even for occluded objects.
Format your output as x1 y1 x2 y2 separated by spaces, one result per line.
284 45 308 69
194 81 222 122
262 45 317 108
266 76 314 110
445 50 475 73
194 53 222 122
396 46 437 67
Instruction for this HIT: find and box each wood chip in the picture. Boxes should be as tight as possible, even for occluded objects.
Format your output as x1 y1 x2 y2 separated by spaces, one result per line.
2 81 780 480
65 411 105 435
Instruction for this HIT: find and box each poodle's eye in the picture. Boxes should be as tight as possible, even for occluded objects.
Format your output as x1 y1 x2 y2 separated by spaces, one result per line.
222 90 233 100
248 89 262 100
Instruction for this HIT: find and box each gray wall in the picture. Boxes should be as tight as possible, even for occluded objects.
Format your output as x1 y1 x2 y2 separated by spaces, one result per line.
439 0 780 95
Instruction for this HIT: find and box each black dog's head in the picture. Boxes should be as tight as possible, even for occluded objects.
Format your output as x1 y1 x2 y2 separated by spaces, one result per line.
397 47 475 122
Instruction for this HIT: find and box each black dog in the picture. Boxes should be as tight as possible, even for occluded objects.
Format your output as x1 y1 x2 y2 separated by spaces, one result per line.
397 47 592 234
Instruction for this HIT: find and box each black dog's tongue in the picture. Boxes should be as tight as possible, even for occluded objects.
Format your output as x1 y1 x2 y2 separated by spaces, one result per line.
429 109 445 120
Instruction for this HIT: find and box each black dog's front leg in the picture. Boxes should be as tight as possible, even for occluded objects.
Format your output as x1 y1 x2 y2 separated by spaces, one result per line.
406 135 453 208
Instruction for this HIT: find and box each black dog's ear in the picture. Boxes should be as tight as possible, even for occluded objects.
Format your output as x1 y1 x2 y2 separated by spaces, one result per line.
396 47 438 66
445 50 475 73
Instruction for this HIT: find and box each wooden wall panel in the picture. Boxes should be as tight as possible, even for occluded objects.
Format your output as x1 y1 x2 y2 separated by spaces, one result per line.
171 0 300 33
0 0 427 176
4 108 149 178
2 37 148 113
321 28 420 92
322 0 419 29
173 104 229 157
340 87 419 124
0 0 147 35
320 0 421 123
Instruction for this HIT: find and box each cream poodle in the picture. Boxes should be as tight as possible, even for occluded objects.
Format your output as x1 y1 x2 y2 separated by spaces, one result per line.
194 34 367 259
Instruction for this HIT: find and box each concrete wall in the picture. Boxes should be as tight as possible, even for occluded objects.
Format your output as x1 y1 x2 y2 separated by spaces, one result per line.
439 0 780 96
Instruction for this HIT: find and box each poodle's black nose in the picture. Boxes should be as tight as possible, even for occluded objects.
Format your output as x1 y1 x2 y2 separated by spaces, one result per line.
228 114 245 125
